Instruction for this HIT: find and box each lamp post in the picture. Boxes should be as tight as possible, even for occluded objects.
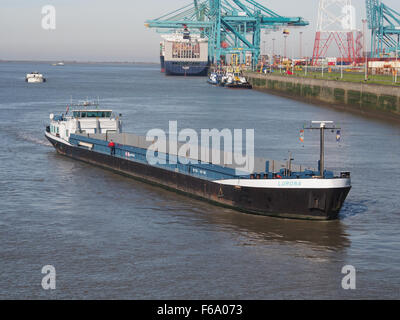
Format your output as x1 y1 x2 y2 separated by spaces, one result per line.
299 31 303 58
272 38 276 70
270 50 273 73
280 40 283 74
305 55 308 76
341 52 343 79
292 46 294 75
272 38 276 57
395 35 399 83
284 35 288 59
362 19 368 81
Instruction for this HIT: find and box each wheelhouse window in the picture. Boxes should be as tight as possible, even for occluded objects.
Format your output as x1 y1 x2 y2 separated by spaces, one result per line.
73 111 111 118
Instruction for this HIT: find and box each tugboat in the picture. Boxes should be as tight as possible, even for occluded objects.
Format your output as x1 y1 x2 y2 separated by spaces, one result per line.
207 72 220 85
25 72 46 83
222 68 252 89
208 68 224 85
45 103 351 220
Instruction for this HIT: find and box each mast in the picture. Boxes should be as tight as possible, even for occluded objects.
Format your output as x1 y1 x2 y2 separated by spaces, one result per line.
304 121 339 178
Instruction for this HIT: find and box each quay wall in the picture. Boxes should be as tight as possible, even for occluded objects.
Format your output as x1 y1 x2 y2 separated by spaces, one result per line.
246 73 400 121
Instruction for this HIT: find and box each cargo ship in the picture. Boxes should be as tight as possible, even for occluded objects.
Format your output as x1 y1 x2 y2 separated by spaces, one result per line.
45 103 351 220
160 29 209 76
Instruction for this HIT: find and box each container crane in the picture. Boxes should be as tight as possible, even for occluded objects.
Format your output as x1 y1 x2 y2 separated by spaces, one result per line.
366 0 400 57
145 0 308 67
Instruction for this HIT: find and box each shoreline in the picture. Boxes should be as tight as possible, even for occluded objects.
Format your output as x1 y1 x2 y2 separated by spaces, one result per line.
246 72 400 124
0 60 158 65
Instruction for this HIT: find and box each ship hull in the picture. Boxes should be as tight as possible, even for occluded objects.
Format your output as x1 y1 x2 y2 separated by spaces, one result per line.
26 78 46 83
46 134 350 220
160 55 165 73
224 82 253 89
207 79 219 85
165 61 209 76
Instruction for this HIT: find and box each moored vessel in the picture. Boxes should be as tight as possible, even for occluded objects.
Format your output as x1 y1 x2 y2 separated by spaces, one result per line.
45 102 351 220
220 67 252 89
161 28 209 76
207 72 220 85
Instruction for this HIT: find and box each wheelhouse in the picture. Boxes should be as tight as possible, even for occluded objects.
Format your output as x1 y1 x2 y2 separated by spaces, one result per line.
47 105 122 142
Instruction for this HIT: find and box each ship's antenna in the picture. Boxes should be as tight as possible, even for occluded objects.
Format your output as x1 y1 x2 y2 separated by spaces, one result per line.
303 121 340 178
284 151 294 176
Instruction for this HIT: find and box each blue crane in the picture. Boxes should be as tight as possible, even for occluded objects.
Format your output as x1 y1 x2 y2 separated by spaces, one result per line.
366 0 400 57
145 0 308 67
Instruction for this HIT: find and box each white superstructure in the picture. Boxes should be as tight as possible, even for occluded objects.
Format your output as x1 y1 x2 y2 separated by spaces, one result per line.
45 103 122 145
26 72 46 83
162 33 208 63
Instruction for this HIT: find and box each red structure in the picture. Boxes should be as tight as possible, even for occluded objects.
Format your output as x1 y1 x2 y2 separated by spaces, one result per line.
311 0 362 65
312 31 358 65
355 31 363 59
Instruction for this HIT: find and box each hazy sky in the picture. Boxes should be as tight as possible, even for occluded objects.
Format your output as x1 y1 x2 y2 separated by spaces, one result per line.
1 0 398 61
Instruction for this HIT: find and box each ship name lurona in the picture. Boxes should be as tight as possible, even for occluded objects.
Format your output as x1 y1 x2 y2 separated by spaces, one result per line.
278 181 302 187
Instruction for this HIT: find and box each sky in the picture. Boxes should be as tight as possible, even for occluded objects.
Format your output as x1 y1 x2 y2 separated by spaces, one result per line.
0 0 399 62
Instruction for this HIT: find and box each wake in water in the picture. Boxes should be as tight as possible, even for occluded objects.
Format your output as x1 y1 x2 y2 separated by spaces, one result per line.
339 199 370 219
16 132 52 147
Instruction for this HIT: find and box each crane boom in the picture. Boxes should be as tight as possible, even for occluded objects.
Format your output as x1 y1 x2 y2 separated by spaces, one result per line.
145 0 308 67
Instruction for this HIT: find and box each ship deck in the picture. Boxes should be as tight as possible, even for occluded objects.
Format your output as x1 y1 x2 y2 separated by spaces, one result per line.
70 132 316 179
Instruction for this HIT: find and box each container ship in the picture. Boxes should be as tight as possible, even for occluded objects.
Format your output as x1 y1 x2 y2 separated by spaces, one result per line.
160 29 209 76
45 103 351 220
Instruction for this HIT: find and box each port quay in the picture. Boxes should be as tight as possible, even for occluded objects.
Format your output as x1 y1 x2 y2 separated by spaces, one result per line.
0 0 399 310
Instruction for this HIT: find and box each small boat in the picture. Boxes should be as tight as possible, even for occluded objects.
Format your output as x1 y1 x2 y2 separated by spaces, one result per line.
25 72 46 83
219 71 231 87
207 72 220 85
52 62 65 66
223 71 252 89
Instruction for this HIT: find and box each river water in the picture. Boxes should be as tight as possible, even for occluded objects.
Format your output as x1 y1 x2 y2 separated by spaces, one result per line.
0 62 399 299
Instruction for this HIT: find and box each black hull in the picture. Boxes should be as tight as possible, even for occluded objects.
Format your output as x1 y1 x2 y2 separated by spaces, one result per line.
225 83 252 89
165 61 209 76
160 55 165 73
220 82 252 89
46 135 350 220
207 80 219 85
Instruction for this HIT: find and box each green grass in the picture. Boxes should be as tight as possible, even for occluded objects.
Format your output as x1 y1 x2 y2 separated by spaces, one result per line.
258 70 400 87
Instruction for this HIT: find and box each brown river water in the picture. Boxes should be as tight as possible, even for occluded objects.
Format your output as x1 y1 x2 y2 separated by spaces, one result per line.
0 62 399 299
